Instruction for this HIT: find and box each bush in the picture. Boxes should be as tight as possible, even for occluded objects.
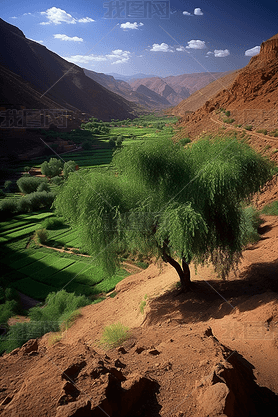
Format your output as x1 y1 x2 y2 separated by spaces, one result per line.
256 129 268 135
261 200 278 216
24 191 55 211
0 198 18 218
240 206 262 246
17 197 32 213
0 300 18 326
4 180 18 193
41 158 63 178
51 176 64 186
98 322 130 349
41 217 65 230
24 166 31 172
225 110 231 117
223 118 235 124
63 160 76 179
34 228 48 244
17 176 47 194
179 137 191 146
108 138 116 148
116 137 123 147
0 189 6 198
37 182 51 192
244 125 253 131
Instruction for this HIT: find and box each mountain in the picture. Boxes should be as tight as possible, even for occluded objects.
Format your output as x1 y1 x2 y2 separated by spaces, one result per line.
106 72 157 81
171 70 240 116
177 34 278 136
84 69 171 110
128 72 231 107
0 18 137 121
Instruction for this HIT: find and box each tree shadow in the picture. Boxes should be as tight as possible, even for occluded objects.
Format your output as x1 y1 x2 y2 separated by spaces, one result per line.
145 258 278 326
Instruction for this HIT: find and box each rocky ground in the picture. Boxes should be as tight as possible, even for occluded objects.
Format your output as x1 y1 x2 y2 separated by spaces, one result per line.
0 214 278 417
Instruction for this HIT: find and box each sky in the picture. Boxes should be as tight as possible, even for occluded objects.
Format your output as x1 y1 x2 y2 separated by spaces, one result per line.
1 1 277 77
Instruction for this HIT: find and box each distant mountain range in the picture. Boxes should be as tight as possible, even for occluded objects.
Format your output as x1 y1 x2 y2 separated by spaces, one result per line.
106 73 157 81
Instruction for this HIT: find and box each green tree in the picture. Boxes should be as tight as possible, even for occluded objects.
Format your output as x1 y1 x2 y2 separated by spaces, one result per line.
41 158 63 178
63 160 76 179
55 137 272 292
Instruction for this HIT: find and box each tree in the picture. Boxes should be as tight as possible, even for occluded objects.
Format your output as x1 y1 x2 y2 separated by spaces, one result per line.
55 137 273 292
63 160 77 179
41 158 63 178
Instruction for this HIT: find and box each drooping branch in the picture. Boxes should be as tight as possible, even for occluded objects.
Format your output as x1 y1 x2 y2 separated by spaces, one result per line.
162 242 191 291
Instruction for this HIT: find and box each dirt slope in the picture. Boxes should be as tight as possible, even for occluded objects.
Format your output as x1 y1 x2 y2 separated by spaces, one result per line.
177 34 278 137
1 214 278 416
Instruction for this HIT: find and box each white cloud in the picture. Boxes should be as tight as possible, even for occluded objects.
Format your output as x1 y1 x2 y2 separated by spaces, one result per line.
40 7 94 25
150 43 174 52
120 22 144 30
63 49 131 66
77 17 95 23
245 45 260 56
194 8 204 15
176 46 186 52
23 12 32 16
214 49 230 57
186 40 206 49
206 51 214 55
54 34 83 42
10 16 17 19
183 11 192 16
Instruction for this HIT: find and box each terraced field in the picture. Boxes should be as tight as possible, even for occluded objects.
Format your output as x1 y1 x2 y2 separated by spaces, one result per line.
0 212 129 301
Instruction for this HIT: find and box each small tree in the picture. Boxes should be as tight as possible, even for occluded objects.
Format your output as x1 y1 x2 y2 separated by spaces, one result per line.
55 137 272 292
41 158 63 178
63 160 76 179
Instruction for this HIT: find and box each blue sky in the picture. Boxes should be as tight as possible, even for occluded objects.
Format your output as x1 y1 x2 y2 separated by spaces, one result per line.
1 0 277 77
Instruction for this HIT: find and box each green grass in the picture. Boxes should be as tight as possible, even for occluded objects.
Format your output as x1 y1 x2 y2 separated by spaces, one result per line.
261 200 278 216
12 277 56 300
98 322 130 349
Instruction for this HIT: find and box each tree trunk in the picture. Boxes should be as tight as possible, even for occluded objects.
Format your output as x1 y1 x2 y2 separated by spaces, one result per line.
162 243 192 292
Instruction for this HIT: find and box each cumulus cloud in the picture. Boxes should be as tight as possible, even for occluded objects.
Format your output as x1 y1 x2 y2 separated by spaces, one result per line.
206 51 214 55
40 7 94 25
183 11 192 16
10 16 17 19
120 22 144 30
176 46 186 52
63 49 131 66
150 43 174 52
214 49 230 57
245 45 260 56
194 8 204 15
186 40 206 49
54 34 83 42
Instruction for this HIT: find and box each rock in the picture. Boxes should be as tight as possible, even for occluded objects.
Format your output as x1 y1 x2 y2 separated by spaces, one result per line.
114 359 126 369
135 346 145 354
22 339 38 354
198 382 235 416
117 346 127 354
148 348 160 356
62 361 87 382
55 399 91 417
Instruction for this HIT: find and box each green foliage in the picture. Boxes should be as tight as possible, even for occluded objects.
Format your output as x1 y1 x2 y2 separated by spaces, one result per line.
240 206 262 246
0 189 6 198
223 118 235 124
0 300 18 325
98 322 130 349
225 110 231 117
34 228 48 244
37 182 51 192
261 200 278 215
17 176 47 194
41 158 63 178
244 125 253 131
51 176 64 186
0 198 18 218
82 141 91 150
256 129 268 135
55 136 272 282
0 290 90 353
63 160 76 179
179 137 191 146
24 166 31 172
41 216 65 230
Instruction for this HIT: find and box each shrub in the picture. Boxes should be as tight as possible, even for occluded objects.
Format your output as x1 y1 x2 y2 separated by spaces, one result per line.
0 189 6 198
51 176 64 186
0 198 18 218
179 137 191 146
4 180 18 193
41 158 63 178
0 300 18 325
37 182 51 192
261 200 278 216
63 160 76 179
256 129 268 135
240 206 262 246
98 322 130 349
108 138 116 148
244 125 253 131
41 217 65 230
25 191 55 211
17 197 32 213
225 110 231 117
34 228 48 244
17 176 47 194
223 118 235 124
24 166 31 172
116 137 123 147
